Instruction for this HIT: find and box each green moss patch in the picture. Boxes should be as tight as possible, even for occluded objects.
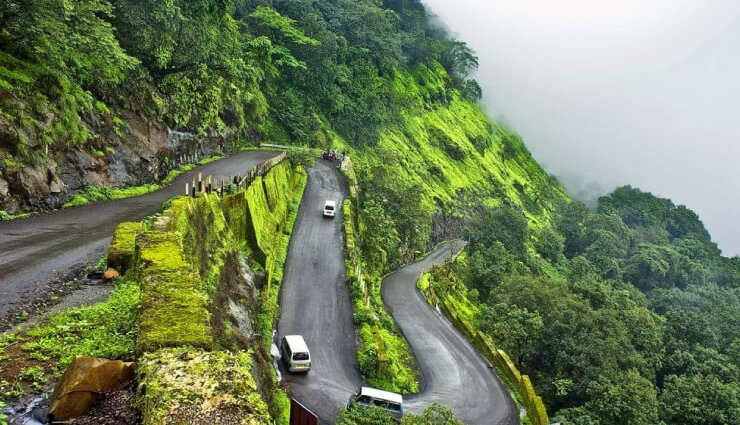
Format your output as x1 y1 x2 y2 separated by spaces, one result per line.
168 194 236 298
357 324 419 393
137 348 271 425
108 221 146 273
135 232 212 354
221 192 248 250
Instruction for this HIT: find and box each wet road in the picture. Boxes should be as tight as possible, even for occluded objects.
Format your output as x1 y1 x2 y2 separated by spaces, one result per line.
383 241 518 425
0 150 278 318
278 162 517 424
277 160 360 423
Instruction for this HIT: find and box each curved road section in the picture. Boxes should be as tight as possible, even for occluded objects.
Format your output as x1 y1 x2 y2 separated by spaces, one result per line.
0 150 278 318
383 241 518 424
278 162 516 424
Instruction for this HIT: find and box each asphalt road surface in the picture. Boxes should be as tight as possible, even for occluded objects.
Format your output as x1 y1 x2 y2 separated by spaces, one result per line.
278 162 517 424
383 241 518 425
277 160 360 423
0 150 278 318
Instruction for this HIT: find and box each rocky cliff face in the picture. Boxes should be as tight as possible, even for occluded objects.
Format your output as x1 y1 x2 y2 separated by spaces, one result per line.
0 109 240 214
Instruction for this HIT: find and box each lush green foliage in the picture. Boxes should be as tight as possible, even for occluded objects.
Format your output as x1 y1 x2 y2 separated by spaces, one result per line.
446 186 740 424
0 276 138 399
0 0 311 162
337 404 464 425
22 278 139 369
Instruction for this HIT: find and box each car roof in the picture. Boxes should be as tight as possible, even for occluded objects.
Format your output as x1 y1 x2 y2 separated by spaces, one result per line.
359 387 403 404
325 200 336 206
284 335 309 353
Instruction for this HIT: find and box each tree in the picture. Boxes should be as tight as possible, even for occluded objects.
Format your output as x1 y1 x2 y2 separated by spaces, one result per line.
535 227 565 263
554 201 591 258
584 370 659 425
659 374 740 425
467 241 519 296
477 303 543 365
464 206 528 259
360 199 401 273
336 405 394 425
402 404 465 425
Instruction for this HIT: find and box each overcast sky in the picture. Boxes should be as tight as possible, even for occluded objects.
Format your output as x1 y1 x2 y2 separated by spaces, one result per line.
421 0 740 256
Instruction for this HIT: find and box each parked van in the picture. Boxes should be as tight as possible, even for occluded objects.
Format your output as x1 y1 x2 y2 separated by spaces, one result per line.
323 200 336 218
348 386 403 420
280 335 311 373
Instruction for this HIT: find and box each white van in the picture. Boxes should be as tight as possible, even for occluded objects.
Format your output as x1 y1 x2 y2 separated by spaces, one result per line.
280 335 311 373
348 386 403 420
323 200 336 218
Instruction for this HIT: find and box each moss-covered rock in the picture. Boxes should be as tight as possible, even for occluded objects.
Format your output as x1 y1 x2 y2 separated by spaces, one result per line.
262 162 291 213
167 194 236 298
135 232 213 354
107 222 146 273
137 348 271 425
221 192 248 250
244 176 280 262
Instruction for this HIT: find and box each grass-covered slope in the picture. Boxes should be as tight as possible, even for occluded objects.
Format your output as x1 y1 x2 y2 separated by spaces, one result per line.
331 64 569 273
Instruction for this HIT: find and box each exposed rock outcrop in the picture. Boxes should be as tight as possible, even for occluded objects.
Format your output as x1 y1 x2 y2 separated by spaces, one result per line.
0 109 240 214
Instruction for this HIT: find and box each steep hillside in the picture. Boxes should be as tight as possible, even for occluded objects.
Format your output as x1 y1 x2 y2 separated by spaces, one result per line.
0 0 567 227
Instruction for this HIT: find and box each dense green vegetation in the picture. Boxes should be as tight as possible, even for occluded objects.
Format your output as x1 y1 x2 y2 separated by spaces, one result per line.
434 186 740 424
337 404 464 425
3 1 736 424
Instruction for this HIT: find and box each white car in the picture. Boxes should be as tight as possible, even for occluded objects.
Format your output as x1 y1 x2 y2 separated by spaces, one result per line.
280 335 311 373
348 387 404 420
323 200 336 218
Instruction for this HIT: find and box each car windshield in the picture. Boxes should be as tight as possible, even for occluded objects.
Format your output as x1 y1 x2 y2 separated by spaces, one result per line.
292 352 309 361
326 205 334 210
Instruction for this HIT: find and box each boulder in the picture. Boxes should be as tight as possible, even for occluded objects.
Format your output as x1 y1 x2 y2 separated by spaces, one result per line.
48 356 135 421
7 163 50 199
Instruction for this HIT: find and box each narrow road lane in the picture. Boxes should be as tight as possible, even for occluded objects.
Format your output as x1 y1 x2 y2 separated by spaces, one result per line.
277 160 360 423
382 241 518 425
0 150 278 318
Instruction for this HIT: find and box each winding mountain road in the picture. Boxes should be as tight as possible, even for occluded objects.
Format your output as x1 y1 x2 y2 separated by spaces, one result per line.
383 241 518 424
0 150 279 319
278 162 517 424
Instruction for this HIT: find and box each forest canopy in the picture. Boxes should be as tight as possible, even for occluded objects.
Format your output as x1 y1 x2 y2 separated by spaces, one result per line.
433 186 740 425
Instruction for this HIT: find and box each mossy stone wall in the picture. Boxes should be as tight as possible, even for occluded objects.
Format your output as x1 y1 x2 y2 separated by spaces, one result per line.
167 194 236 298
221 191 248 250
107 221 146 273
135 232 213 354
137 348 270 425
133 158 301 425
